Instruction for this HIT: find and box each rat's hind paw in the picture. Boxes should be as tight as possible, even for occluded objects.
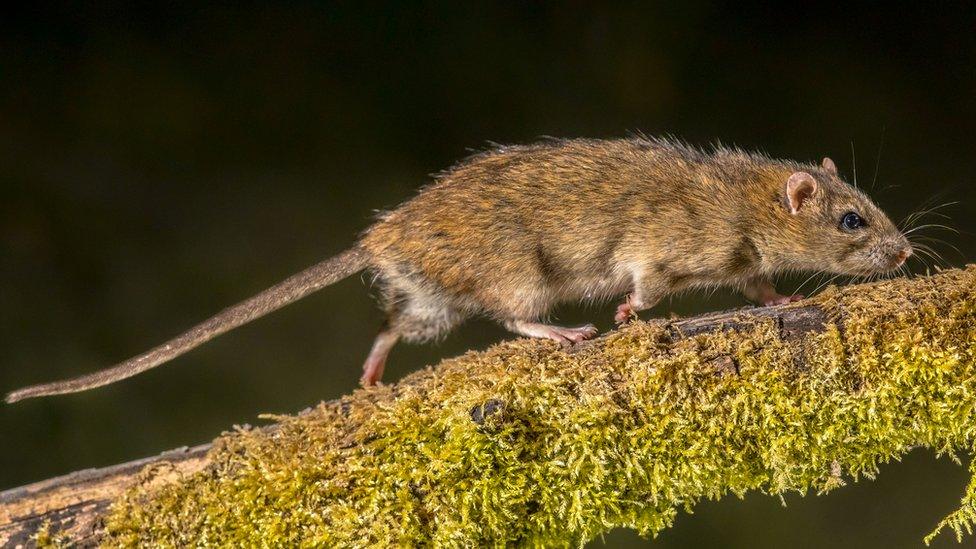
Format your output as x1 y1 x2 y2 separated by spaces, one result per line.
504 320 598 346
763 294 804 306
556 324 599 343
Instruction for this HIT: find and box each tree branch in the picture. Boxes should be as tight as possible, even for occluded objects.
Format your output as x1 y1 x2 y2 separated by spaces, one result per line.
1 267 974 546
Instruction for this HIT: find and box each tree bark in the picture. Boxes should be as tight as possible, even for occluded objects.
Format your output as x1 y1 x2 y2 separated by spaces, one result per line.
0 445 210 547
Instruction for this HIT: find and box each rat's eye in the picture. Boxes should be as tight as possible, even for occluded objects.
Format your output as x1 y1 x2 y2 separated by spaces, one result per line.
841 211 866 230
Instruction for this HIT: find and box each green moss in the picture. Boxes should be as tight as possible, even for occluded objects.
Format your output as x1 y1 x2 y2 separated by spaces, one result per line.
102 267 976 547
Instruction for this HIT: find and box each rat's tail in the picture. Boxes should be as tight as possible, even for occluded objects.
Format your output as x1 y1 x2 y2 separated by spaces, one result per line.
6 246 370 403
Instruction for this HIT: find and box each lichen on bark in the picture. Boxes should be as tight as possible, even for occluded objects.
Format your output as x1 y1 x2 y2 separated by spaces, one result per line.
99 267 976 547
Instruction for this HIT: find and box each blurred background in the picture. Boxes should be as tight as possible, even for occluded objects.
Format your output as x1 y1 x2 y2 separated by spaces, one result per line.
1 3 974 547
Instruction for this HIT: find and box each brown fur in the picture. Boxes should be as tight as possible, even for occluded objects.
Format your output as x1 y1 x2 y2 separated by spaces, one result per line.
6 136 911 401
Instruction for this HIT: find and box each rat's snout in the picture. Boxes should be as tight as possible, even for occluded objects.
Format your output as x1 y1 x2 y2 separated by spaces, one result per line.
887 241 913 269
892 247 912 268
868 237 913 273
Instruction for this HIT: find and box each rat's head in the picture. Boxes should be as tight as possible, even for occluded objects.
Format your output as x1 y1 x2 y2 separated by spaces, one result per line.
765 157 912 276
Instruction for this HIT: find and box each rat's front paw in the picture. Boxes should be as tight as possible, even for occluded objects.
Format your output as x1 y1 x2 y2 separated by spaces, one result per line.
615 302 635 324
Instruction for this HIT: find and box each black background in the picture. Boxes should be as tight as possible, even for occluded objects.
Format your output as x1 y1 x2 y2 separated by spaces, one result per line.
2 3 974 547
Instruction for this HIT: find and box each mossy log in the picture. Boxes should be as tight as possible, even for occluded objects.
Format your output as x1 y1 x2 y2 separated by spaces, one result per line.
2 267 976 547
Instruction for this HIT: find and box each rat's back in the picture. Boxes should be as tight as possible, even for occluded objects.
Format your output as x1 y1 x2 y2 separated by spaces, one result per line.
362 140 634 308
359 138 711 316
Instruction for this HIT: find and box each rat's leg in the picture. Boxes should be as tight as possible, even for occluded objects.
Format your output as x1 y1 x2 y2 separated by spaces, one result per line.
503 320 598 345
361 328 400 386
615 275 666 324
743 277 803 306
362 288 464 386
496 281 598 345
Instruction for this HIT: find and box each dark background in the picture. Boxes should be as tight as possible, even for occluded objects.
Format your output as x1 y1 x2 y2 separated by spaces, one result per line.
2 3 974 547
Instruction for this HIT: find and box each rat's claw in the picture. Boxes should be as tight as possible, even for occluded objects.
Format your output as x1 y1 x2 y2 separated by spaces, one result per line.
552 324 598 344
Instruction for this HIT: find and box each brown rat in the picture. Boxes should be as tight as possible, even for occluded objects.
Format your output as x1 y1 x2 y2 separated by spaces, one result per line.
5 136 912 403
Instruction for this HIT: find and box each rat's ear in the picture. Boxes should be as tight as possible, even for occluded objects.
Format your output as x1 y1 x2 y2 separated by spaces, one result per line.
821 157 837 175
785 172 818 214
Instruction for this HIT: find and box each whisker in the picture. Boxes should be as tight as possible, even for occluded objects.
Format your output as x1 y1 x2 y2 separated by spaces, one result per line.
850 140 858 189
899 200 959 231
911 246 947 268
870 126 886 190
899 202 959 231
915 252 946 269
909 235 964 260
910 201 959 218
793 271 826 297
904 223 959 236
810 273 842 296
909 251 934 275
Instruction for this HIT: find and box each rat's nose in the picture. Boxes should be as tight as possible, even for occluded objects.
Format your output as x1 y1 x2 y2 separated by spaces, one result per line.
893 248 912 267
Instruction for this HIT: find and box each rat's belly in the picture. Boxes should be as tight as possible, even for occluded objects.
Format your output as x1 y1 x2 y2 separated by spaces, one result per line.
556 271 632 303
